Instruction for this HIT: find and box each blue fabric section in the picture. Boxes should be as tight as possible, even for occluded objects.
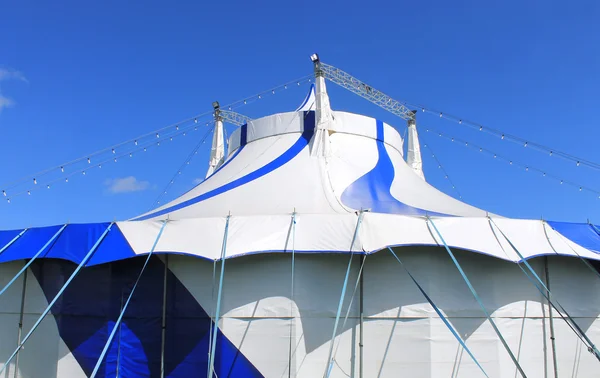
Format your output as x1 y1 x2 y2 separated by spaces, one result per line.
86 224 136 266
240 123 248 146
137 111 316 221
341 120 448 216
0 223 135 265
0 229 24 252
0 224 63 263
547 221 600 254
297 84 315 110
30 256 262 377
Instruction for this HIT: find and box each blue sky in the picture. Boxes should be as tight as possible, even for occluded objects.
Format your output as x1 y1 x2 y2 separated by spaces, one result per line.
0 0 599 228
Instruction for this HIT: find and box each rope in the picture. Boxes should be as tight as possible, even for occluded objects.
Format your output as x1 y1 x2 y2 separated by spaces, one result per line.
421 138 462 199
489 218 600 361
386 247 489 377
324 211 364 378
149 125 215 210
0 228 28 255
404 103 600 172
423 127 600 198
0 222 114 375
208 215 231 378
546 222 600 280
1 74 314 201
90 220 167 377
0 224 67 299
426 216 527 377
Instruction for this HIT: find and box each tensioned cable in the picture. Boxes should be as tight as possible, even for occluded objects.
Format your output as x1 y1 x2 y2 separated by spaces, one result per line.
149 125 215 210
386 247 489 377
420 137 462 199
330 254 367 373
0 222 114 375
423 127 600 198
324 210 364 378
208 215 231 378
0 228 28 255
0 224 67 299
1 74 314 199
426 216 528 377
544 221 600 281
403 102 600 172
90 220 167 377
489 218 600 361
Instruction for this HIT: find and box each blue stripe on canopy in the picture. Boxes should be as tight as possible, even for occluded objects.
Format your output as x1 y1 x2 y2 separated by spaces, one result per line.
547 221 600 254
0 223 135 265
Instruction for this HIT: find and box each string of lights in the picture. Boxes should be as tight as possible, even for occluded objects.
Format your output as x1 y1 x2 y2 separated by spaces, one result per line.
405 102 600 171
5 122 205 202
423 127 600 198
1 74 314 202
150 125 215 210
420 139 463 199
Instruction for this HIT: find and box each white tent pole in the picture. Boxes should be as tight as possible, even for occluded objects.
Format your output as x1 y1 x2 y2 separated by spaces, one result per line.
288 211 297 378
0 222 113 375
324 210 364 378
359 254 364 378
90 220 167 378
545 256 559 377
0 224 67 299
160 254 169 378
12 267 28 378
208 214 232 378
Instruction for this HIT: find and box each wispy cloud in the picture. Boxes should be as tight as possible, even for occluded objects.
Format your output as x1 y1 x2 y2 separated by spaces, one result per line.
0 68 27 83
105 176 151 194
0 67 27 112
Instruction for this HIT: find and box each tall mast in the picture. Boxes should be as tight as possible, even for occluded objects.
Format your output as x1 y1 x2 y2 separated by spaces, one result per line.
406 110 425 180
206 101 226 178
310 54 334 157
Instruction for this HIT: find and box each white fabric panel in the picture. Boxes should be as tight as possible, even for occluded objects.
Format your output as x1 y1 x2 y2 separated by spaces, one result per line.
386 144 488 217
329 112 404 156
121 213 362 260
0 262 86 378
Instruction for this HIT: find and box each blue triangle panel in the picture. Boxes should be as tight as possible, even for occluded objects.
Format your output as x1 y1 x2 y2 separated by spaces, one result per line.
30 256 263 377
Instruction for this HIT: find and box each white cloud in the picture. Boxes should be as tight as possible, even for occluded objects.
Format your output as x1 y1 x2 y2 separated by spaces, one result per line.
0 94 15 111
0 68 27 83
105 176 151 194
0 67 27 113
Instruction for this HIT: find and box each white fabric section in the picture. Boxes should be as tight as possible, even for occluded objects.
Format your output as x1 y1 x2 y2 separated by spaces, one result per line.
119 213 362 260
296 84 316 112
386 144 487 217
361 214 600 262
0 262 86 378
162 249 600 377
406 123 425 180
206 118 225 178
329 112 404 156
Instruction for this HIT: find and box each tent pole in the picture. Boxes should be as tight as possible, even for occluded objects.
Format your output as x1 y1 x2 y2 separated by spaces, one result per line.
545 257 558 378
160 254 169 378
358 254 364 378
13 267 28 378
0 222 113 375
288 211 297 378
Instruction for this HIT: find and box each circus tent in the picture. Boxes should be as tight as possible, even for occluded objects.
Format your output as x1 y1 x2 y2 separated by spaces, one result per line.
1 55 600 377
